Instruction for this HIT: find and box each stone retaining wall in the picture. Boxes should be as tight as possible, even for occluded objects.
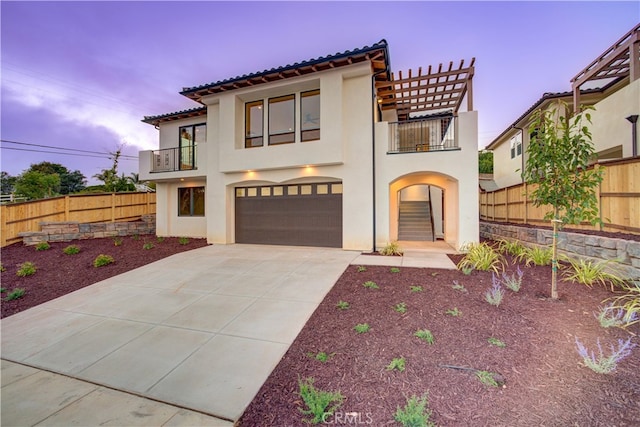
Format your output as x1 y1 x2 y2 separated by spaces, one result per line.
19 215 156 246
480 221 640 281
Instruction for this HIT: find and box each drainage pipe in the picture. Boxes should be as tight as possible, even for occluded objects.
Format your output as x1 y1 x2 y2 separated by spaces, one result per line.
626 115 638 157
371 43 390 253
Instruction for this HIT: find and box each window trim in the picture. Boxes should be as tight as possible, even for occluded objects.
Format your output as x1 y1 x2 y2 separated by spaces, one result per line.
300 89 320 142
245 100 264 148
268 94 296 145
178 186 205 217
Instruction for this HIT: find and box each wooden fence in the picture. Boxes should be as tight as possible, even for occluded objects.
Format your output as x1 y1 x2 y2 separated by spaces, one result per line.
1 192 156 247
480 157 640 235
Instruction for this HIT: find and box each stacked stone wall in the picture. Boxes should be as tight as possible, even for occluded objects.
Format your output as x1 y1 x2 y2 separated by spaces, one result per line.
19 215 156 245
480 221 640 281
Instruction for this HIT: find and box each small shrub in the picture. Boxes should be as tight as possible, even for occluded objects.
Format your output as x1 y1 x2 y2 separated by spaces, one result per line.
476 370 499 387
0 263 6 272
575 337 636 374
502 266 523 292
4 288 27 301
63 245 80 255
357 265 367 273
484 274 505 307
563 258 625 290
336 300 350 310
93 254 114 268
113 237 123 246
386 357 406 372
4 288 26 301
35 242 50 251
394 393 435 427
410 285 423 293
353 323 370 334
390 267 401 273
414 329 434 344
178 237 190 245
16 262 36 277
446 307 461 317
363 280 379 289
143 242 154 250
394 302 407 314
380 241 403 256
451 281 467 292
131 234 140 241
516 246 552 266
297 377 344 425
0 287 6 293
457 242 504 273
461 266 473 275
156 236 165 243
488 337 506 348
607 283 640 327
307 351 335 363
594 303 637 329
497 239 526 257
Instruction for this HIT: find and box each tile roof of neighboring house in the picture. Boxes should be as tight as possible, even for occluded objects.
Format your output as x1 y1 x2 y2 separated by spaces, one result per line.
485 88 604 150
179 40 390 103
142 106 207 126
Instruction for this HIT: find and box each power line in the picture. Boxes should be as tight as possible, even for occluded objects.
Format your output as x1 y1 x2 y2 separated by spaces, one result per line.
0 139 138 159
1 146 138 161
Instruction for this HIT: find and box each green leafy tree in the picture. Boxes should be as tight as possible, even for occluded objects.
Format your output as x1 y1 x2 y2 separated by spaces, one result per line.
522 101 603 299
1 171 17 194
29 162 86 194
479 150 493 173
93 146 135 192
14 170 61 200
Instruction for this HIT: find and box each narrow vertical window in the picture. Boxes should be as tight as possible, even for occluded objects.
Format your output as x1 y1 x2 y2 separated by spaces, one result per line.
178 124 205 170
269 95 295 145
245 100 264 148
301 89 320 141
178 187 205 216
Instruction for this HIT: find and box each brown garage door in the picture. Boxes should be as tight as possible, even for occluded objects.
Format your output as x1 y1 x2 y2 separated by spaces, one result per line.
235 182 342 248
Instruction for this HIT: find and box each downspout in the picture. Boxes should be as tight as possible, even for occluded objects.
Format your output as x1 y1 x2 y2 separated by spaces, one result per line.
371 41 390 252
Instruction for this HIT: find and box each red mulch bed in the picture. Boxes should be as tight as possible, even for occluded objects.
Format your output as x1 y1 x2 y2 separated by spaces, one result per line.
239 257 640 426
0 235 208 318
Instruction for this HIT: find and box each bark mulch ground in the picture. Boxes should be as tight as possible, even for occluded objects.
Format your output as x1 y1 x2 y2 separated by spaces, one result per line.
0 235 208 318
239 257 640 426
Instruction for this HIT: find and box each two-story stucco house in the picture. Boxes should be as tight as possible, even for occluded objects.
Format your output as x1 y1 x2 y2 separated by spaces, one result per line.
139 40 479 251
486 23 640 190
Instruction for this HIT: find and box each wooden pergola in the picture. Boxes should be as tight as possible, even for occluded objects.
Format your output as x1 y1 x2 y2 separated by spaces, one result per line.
572 23 640 109
376 58 475 120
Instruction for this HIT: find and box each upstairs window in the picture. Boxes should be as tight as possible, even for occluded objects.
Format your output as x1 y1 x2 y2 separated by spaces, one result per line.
245 101 264 148
510 132 522 159
301 89 320 141
269 94 295 145
179 124 205 170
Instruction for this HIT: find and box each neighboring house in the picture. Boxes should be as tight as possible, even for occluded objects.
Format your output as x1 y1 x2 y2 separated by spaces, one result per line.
139 40 478 251
486 23 640 190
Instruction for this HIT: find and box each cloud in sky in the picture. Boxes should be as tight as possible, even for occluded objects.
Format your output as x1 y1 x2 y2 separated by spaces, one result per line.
1 1 638 183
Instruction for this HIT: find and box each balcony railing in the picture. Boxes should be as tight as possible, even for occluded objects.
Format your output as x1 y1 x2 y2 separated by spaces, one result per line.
151 145 197 173
388 115 457 153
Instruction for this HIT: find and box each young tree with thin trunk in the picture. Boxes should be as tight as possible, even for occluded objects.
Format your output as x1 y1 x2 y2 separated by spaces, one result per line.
522 101 603 299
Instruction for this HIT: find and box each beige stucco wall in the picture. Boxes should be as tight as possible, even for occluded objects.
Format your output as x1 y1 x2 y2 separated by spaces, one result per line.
374 111 479 250
491 128 525 189
154 179 207 238
590 79 640 158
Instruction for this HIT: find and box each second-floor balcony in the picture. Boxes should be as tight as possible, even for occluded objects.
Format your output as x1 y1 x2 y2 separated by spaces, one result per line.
388 115 457 154
151 145 197 173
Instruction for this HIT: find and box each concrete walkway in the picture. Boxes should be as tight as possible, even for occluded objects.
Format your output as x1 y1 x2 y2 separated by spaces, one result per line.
1 243 457 426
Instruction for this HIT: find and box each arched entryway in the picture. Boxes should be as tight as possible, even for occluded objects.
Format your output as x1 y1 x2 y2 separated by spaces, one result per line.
389 172 459 248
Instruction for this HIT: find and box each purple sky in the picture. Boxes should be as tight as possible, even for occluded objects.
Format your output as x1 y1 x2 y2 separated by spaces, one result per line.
1 1 638 185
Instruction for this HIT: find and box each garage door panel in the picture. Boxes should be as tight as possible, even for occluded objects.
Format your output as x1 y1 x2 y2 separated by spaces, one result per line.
235 183 342 248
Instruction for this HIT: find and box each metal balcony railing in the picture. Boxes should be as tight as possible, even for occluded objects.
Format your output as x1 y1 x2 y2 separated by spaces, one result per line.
151 146 197 172
388 115 457 153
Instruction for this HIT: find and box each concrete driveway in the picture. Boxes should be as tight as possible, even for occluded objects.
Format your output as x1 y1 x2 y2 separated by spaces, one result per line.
1 244 360 425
